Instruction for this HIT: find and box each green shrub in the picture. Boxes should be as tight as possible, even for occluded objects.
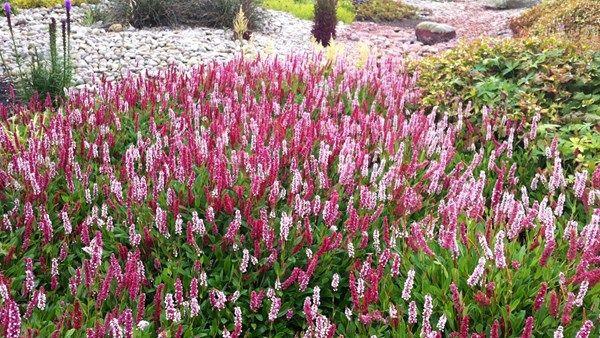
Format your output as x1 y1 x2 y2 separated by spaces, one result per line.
355 0 416 22
553 121 600 169
415 37 599 121
509 0 600 47
312 0 338 46
111 0 264 30
262 0 355 24
413 37 600 168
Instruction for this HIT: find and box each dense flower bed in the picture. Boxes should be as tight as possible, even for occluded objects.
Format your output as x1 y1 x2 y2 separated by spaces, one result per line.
0 54 598 337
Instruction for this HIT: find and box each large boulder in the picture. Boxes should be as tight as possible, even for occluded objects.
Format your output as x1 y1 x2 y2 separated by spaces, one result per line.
484 0 540 9
415 21 456 45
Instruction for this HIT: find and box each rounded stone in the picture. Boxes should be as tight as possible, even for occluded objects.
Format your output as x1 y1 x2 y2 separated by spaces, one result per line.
415 21 457 45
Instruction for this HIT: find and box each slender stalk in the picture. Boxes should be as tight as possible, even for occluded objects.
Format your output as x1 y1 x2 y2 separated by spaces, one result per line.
49 18 58 73
65 0 72 59
62 19 68 86
4 3 24 83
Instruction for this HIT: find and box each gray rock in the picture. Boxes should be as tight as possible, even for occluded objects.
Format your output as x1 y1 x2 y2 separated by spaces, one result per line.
415 21 456 45
483 0 540 9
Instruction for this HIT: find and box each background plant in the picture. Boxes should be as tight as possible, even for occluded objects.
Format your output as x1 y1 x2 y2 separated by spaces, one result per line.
80 4 109 27
354 0 416 22
413 36 600 168
195 0 263 30
509 0 600 48
233 5 249 41
109 0 264 30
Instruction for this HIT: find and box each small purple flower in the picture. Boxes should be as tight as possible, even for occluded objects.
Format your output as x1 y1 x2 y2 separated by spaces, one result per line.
3 1 11 30
3 1 10 18
64 0 71 34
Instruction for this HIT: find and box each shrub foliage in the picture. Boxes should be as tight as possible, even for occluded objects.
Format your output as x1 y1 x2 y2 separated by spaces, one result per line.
354 0 416 22
414 37 600 121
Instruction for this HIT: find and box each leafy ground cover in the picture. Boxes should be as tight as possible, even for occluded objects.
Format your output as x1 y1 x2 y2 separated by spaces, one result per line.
0 54 598 337
414 36 600 169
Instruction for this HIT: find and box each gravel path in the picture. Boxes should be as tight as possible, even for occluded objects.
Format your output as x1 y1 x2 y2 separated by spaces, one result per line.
0 0 529 89
337 0 527 58
0 4 313 86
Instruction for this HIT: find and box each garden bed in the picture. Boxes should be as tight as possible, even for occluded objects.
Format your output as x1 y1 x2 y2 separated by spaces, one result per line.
0 53 598 337
1 0 532 88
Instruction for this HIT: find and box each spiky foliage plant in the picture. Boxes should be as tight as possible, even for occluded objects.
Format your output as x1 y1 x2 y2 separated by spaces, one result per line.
111 0 263 30
1 1 73 105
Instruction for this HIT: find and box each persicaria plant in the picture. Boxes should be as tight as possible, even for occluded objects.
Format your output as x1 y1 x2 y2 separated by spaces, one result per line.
0 54 598 337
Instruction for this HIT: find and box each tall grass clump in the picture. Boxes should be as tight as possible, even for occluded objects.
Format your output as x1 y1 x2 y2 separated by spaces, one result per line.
111 0 264 30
